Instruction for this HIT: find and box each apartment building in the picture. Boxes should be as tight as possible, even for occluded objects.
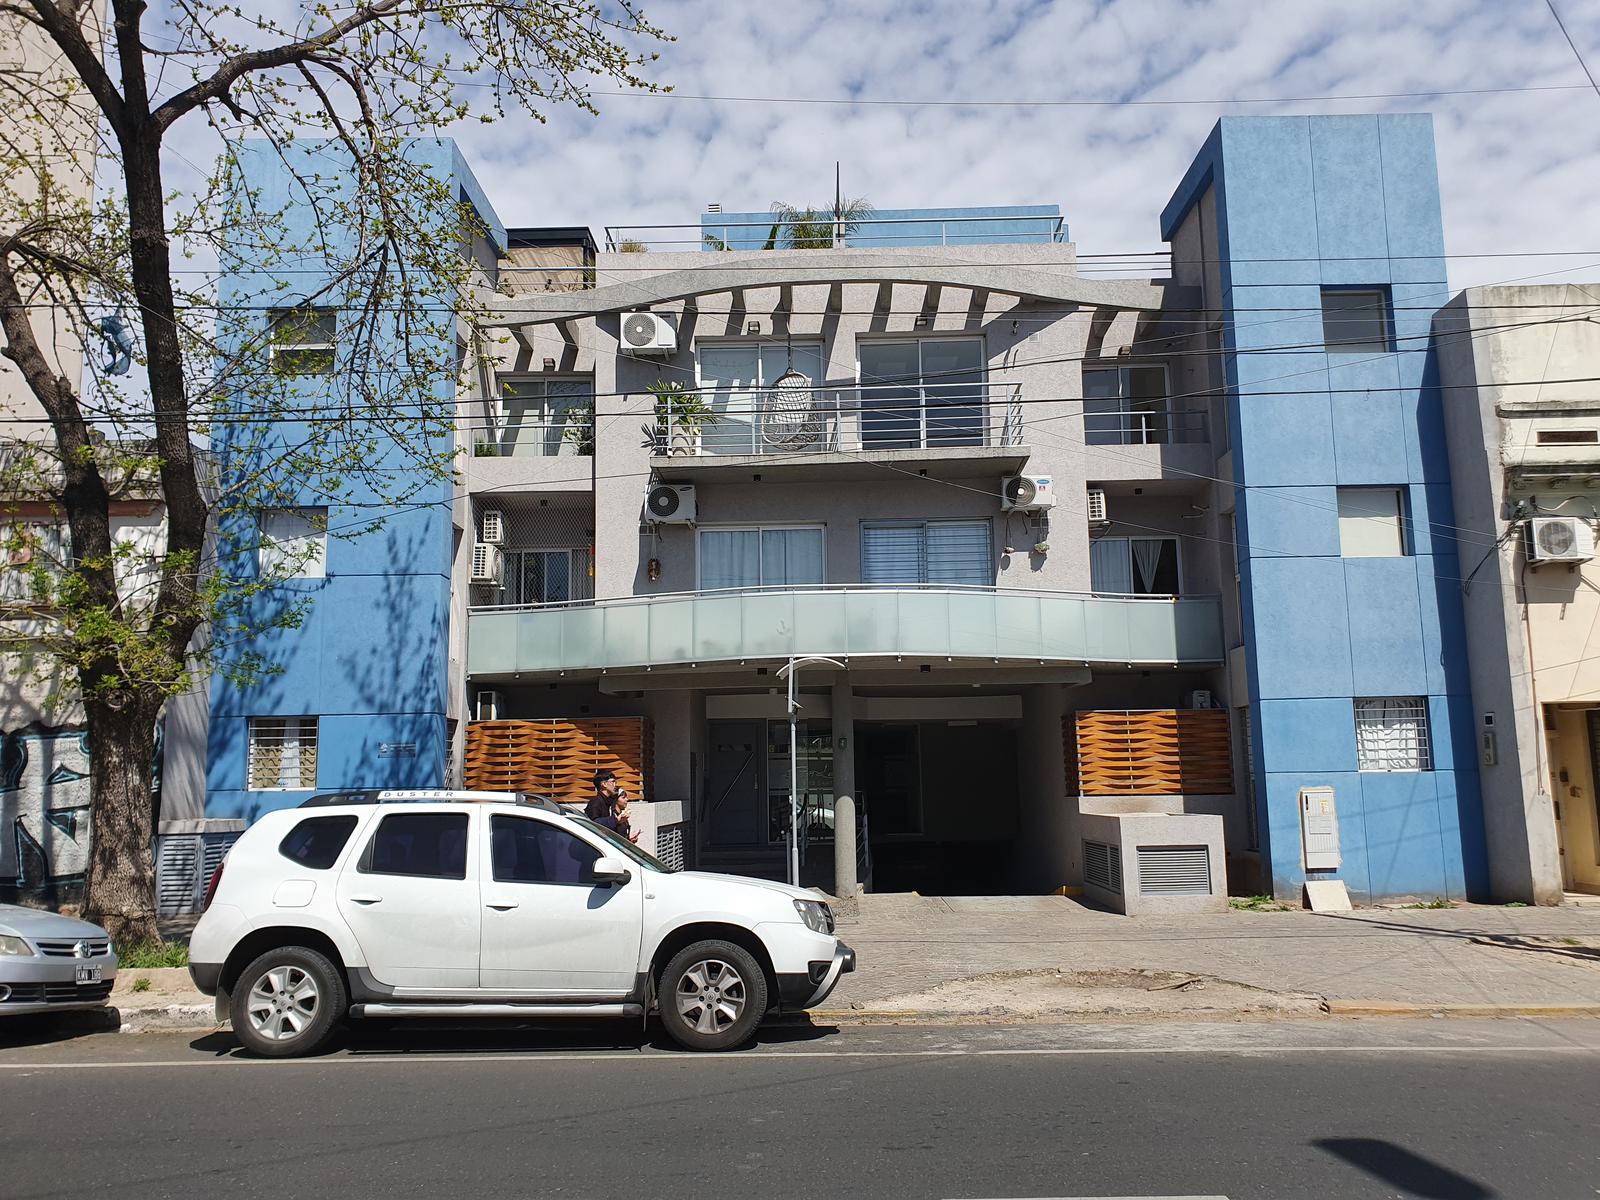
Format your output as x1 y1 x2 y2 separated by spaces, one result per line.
1440 283 1600 903
206 114 1493 906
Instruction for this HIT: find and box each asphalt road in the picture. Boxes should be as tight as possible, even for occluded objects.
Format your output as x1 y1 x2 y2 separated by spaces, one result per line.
3 1016 1598 1200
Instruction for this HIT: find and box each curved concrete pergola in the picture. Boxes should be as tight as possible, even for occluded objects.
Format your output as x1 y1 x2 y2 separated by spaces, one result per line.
477 252 1189 328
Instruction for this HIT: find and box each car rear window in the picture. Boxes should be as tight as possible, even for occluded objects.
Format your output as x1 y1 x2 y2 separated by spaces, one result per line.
278 815 359 870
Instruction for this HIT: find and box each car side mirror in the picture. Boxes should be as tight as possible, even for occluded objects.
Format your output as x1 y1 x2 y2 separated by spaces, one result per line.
592 856 631 885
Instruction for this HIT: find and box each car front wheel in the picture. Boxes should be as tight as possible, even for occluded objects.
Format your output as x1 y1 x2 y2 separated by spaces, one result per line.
658 939 768 1052
230 946 347 1058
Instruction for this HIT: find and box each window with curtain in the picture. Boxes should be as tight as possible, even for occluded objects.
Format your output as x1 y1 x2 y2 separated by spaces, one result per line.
1083 365 1170 445
1338 487 1408 557
248 717 319 790
698 527 824 590
1088 536 1180 595
1353 697 1432 772
258 508 327 580
696 342 825 454
499 379 593 456
861 520 991 586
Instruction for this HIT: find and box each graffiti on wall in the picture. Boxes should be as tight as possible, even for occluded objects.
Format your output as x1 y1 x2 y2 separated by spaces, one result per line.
0 724 92 902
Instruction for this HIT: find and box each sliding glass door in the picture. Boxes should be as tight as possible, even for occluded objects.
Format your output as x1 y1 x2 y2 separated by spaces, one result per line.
858 338 984 450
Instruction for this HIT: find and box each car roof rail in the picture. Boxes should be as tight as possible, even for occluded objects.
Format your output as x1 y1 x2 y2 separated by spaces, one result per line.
299 789 564 813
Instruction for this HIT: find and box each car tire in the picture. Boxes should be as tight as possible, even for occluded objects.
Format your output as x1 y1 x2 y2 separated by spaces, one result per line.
229 945 347 1059
658 939 769 1052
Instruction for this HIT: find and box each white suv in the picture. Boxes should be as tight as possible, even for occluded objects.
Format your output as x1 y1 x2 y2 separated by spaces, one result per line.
188 790 854 1056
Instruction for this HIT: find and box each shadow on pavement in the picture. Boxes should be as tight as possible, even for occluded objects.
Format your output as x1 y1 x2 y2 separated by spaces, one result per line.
0 1009 120 1048
1315 1136 1496 1200
1319 913 1600 966
189 1015 840 1059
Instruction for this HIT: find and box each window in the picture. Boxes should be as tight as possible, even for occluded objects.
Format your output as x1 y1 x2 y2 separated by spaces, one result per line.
1354 697 1432 772
499 379 592 457
268 307 336 375
696 341 825 454
502 548 594 605
1089 537 1181 595
278 815 358 870
858 338 985 449
1 521 69 605
861 520 991 587
247 717 318 790
362 812 469 879
1320 288 1391 353
258 508 327 579
1337 488 1407 557
490 815 600 886
1083 366 1170 445
698 527 825 591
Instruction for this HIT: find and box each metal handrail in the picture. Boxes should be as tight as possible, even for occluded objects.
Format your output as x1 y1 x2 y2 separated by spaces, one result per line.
470 582 1218 615
606 213 1067 251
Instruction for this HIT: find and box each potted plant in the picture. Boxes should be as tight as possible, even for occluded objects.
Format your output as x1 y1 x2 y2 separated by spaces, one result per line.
647 379 716 456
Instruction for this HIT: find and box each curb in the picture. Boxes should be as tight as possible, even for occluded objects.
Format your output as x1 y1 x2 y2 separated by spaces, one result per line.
1324 1000 1600 1018
114 1003 221 1033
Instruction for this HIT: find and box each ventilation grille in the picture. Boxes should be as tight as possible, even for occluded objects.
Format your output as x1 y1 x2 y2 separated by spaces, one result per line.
655 824 686 873
1083 839 1122 894
156 837 200 916
1136 845 1212 896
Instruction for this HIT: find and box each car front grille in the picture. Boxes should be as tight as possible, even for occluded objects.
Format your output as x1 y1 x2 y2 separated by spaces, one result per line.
1 982 114 1004
33 938 112 958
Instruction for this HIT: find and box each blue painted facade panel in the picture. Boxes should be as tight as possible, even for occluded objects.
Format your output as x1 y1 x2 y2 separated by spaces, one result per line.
1167 114 1485 900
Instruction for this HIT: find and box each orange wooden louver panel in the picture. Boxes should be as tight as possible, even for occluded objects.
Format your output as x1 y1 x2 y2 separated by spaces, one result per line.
463 718 652 804
1066 709 1232 796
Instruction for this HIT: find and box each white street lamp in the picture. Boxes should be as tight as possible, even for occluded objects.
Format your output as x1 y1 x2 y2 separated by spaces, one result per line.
775 656 846 886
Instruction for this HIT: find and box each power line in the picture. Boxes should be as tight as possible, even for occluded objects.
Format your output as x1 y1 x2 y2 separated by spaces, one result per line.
1546 0 1600 104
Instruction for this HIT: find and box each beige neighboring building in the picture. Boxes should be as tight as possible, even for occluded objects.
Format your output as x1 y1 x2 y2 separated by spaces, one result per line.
1439 284 1600 902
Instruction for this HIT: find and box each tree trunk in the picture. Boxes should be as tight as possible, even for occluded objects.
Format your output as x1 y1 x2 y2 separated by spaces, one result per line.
81 701 161 946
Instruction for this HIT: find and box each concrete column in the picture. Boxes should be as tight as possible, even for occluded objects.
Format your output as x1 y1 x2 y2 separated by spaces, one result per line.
831 676 858 898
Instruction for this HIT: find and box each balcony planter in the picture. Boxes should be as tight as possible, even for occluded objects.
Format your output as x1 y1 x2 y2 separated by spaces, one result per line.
650 379 715 457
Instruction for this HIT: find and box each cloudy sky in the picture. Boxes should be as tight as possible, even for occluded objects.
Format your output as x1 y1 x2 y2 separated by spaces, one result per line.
425 0 1600 291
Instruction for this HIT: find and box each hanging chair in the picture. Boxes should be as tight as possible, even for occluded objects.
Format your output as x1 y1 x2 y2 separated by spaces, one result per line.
760 368 823 448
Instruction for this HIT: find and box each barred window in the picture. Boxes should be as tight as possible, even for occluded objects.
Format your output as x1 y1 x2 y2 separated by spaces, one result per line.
248 717 319 790
1353 698 1432 772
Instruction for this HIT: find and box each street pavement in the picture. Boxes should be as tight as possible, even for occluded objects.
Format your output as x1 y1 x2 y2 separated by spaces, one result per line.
4 1017 1599 1199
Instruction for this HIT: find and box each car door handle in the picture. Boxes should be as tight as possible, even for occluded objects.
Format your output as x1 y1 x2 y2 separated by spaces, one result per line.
348 894 383 905
486 901 519 911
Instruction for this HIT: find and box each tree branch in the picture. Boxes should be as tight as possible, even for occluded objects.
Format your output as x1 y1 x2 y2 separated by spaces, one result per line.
21 0 128 138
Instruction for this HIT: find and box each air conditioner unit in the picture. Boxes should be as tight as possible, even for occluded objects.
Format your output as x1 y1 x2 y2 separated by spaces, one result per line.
620 311 677 355
645 483 696 523
475 690 500 722
1002 474 1056 512
1527 516 1596 564
470 542 503 584
480 510 505 545
1086 487 1109 524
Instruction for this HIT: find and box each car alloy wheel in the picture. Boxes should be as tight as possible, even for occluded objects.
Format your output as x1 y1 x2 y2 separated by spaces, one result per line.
674 957 747 1036
246 964 320 1041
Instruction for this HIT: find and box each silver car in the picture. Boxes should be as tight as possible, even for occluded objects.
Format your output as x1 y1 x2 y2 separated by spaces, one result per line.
0 904 119 1016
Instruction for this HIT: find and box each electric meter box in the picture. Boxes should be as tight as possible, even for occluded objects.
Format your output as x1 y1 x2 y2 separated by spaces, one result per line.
1299 786 1341 871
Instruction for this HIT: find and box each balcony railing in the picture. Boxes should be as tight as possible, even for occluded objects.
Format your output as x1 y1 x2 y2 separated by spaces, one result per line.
606 213 1068 252
656 382 1024 458
468 584 1224 677
1083 407 1208 446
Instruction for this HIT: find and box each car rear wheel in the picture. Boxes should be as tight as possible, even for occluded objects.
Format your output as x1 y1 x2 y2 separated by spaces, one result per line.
658 939 768 1052
230 946 346 1058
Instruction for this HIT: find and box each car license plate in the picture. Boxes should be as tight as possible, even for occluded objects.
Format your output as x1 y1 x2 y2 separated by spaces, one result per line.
75 965 101 984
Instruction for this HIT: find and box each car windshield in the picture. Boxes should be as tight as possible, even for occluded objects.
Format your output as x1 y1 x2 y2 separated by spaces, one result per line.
572 815 671 872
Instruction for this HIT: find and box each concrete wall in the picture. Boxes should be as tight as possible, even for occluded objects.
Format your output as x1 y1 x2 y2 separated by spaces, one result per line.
1163 115 1487 903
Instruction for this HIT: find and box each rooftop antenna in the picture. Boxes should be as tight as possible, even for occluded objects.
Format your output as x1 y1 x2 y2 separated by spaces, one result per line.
834 161 842 249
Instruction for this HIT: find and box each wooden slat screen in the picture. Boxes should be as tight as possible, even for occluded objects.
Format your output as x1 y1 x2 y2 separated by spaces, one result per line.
1066 709 1232 796
464 719 652 804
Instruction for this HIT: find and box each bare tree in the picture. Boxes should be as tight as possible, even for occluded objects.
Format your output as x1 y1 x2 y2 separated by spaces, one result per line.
0 0 668 943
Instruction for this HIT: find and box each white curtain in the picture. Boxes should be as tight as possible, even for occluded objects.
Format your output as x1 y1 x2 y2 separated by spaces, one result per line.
1090 538 1132 594
1355 698 1426 771
699 530 761 590
760 529 823 586
1132 539 1165 594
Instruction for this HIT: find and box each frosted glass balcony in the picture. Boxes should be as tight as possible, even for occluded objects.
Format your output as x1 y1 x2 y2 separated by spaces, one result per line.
468 586 1223 678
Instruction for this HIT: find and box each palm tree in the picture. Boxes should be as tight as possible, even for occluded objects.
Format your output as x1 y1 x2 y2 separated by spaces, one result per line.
765 197 875 249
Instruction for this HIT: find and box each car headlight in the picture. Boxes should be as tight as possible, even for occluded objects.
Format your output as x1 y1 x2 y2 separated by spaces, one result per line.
793 899 834 935
0 935 33 957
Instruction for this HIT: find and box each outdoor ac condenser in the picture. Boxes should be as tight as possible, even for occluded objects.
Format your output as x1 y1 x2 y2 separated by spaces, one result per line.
470 542 503 584
1526 516 1595 564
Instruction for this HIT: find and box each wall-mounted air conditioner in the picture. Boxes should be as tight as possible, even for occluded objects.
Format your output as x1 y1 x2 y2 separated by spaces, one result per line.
1002 474 1056 512
470 542 503 583
480 510 504 545
620 311 677 355
645 483 696 523
475 690 500 722
1526 516 1596 564
1086 487 1109 524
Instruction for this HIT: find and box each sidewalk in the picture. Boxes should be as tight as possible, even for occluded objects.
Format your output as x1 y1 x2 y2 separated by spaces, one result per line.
109 896 1600 1030
825 895 1600 1016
